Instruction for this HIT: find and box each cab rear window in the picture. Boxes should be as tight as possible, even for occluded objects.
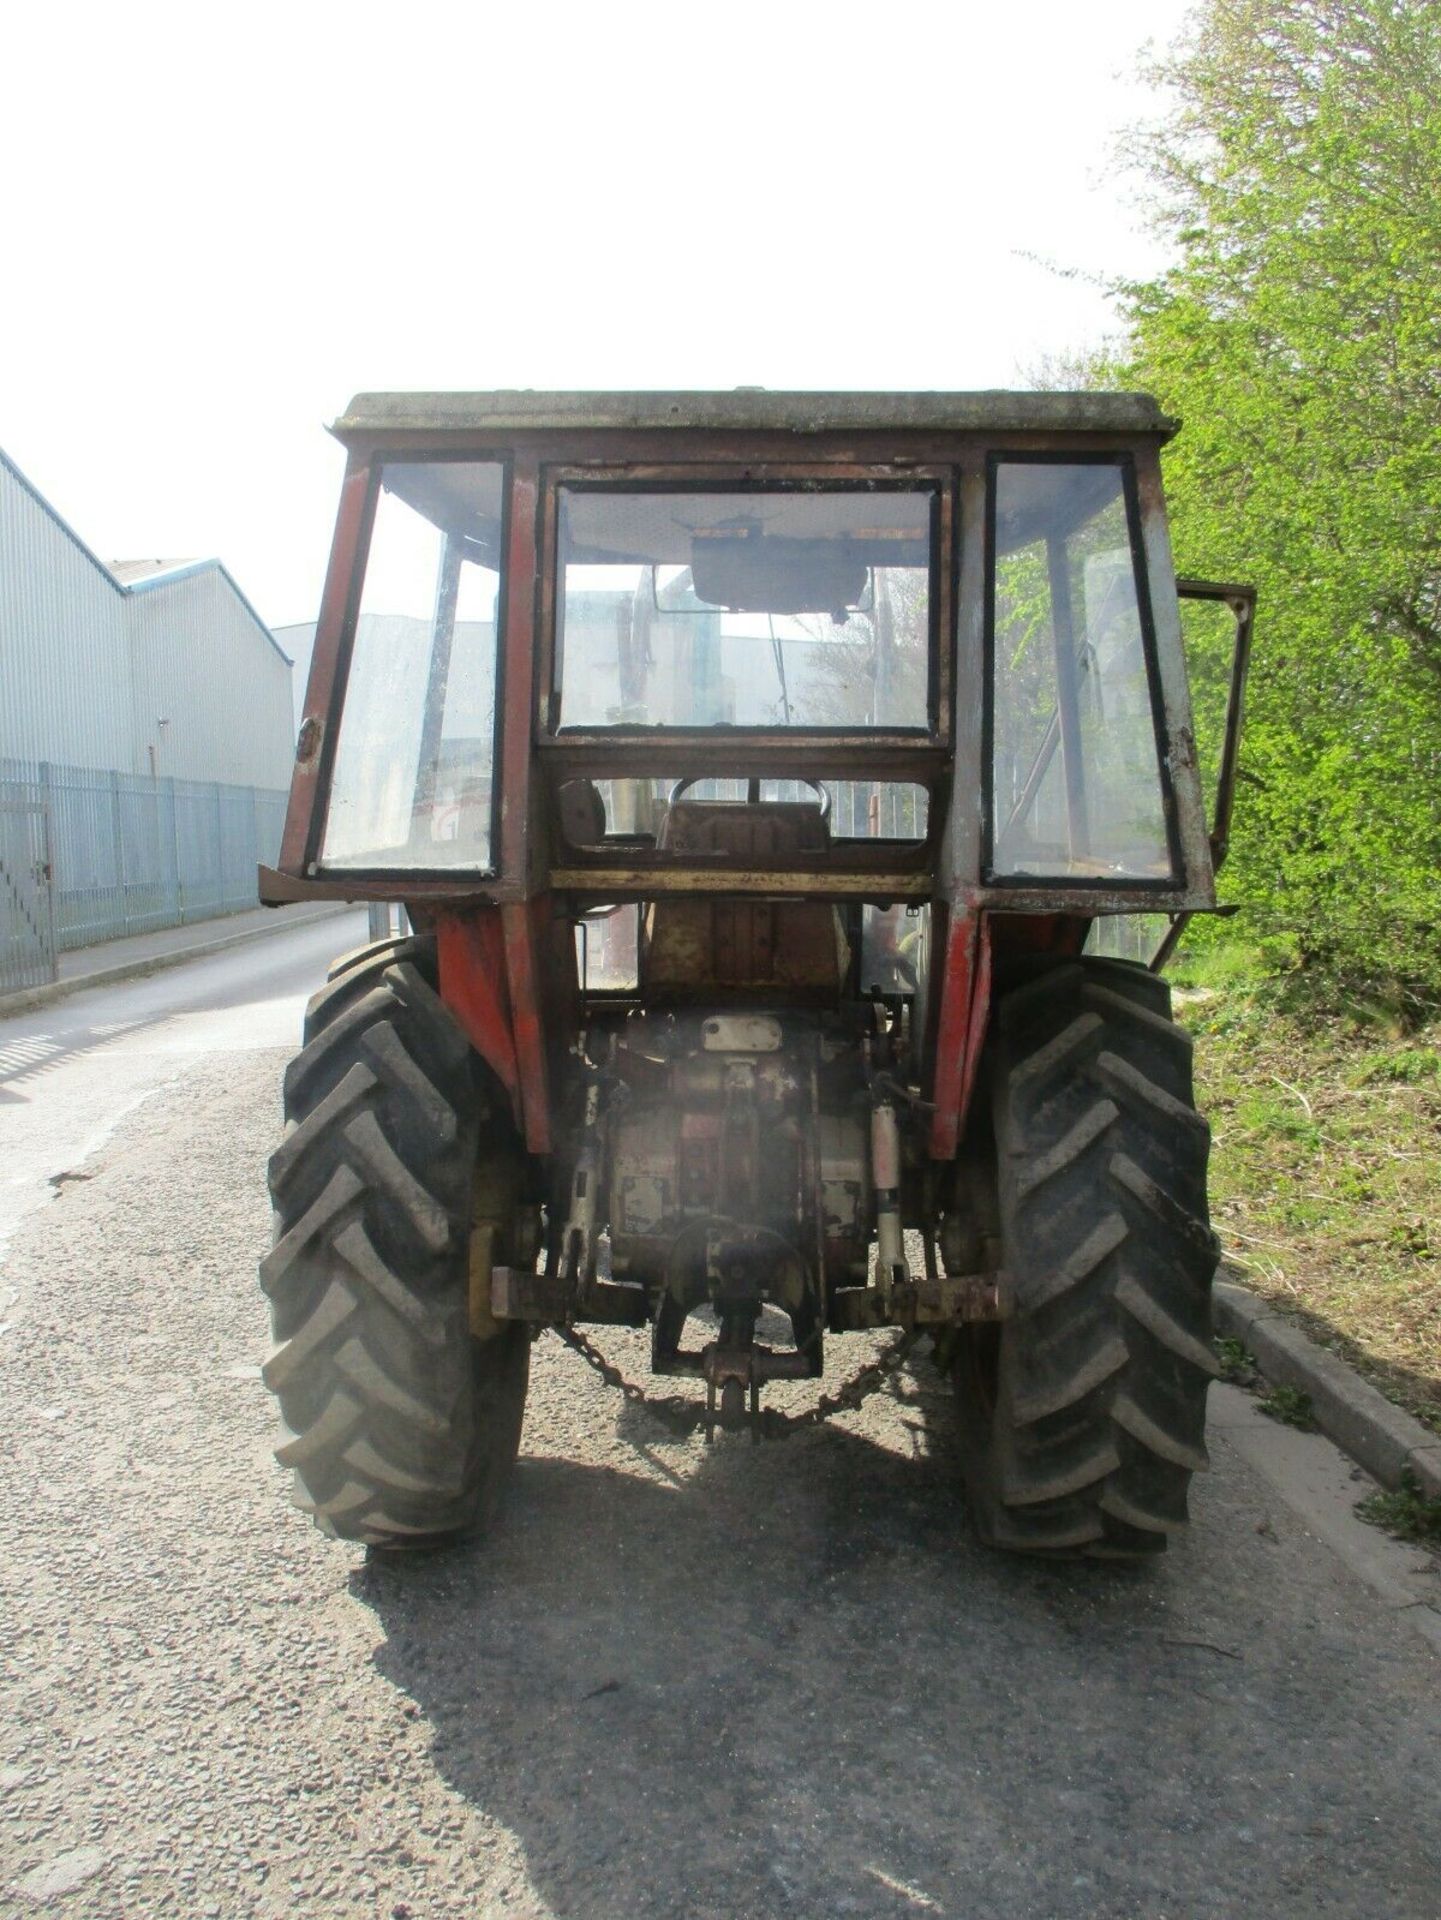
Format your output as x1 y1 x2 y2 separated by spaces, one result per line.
555 486 936 732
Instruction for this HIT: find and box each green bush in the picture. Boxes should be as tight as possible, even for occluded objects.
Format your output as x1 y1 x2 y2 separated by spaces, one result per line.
1103 2 1441 1000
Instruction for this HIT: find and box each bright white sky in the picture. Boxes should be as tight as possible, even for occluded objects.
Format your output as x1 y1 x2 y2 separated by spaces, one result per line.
0 0 1192 631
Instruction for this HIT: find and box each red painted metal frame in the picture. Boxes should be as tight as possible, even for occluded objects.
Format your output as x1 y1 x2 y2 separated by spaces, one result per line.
436 910 520 1115
278 458 375 876
268 412 1223 1177
927 902 992 1159
430 458 555 1155
500 897 554 1155
268 426 1216 921
434 904 554 1156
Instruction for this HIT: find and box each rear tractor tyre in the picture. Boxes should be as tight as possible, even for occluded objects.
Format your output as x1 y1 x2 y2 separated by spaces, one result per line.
956 957 1220 1559
261 939 529 1548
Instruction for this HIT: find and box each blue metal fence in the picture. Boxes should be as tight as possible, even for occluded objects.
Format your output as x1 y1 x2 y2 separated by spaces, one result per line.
0 783 55 994
0 757 288 995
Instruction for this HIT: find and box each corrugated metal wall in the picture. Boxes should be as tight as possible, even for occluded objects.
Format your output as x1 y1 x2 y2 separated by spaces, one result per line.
272 620 317 732
0 452 134 771
126 567 295 788
0 449 294 786
0 448 297 991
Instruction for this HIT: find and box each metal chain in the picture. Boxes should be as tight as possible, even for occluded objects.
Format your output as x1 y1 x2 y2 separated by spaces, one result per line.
553 1323 921 1440
773 1327 921 1434
553 1327 704 1436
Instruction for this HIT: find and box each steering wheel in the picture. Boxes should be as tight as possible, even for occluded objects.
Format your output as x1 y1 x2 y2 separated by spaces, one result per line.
666 775 831 821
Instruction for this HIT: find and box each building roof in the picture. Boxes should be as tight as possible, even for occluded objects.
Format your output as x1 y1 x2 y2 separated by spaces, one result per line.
0 445 286 663
332 389 1178 442
108 556 200 584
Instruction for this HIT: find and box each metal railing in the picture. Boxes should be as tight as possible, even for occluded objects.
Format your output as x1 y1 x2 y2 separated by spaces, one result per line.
0 758 288 996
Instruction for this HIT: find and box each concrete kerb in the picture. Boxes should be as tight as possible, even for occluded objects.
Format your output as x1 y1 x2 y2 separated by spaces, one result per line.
1214 1273 1441 1503
0 904 353 1020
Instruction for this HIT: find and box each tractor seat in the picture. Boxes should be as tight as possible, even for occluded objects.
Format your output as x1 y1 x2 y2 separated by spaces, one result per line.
656 799 830 858
643 801 848 1000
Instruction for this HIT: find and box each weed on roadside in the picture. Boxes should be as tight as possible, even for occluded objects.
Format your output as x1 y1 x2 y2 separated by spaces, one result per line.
1215 1336 1260 1387
1355 1470 1441 1548
1258 1385 1318 1430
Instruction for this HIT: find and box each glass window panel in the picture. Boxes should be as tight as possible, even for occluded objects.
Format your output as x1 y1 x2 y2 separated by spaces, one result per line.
556 488 933 731
322 463 505 871
1084 913 1173 965
576 906 640 990
861 903 931 994
824 781 928 839
989 461 1172 881
569 776 928 843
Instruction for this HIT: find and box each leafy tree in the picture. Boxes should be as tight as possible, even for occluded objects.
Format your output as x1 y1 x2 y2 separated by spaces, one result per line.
1109 0 1441 992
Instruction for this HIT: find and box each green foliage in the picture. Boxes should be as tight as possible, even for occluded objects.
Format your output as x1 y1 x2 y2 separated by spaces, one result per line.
1258 1383 1319 1429
1353 1044 1441 1085
1110 1 1441 994
1214 1334 1260 1384
1355 1469 1441 1544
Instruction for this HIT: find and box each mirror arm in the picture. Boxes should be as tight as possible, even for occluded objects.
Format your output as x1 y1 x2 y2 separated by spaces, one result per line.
1175 578 1257 878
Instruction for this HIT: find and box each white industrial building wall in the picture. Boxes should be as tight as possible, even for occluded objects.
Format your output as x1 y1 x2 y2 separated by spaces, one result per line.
0 448 300 984
0 450 134 772
272 620 317 732
0 449 293 785
126 566 295 787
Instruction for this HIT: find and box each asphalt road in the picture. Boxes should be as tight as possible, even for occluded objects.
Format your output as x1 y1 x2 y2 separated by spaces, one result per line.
1 918 1438 1919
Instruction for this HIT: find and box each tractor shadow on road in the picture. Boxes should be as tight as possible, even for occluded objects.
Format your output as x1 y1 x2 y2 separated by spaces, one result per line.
345 1367 1239 1920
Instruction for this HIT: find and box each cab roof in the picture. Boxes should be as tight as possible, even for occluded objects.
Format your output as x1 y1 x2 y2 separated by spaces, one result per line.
332 389 1177 443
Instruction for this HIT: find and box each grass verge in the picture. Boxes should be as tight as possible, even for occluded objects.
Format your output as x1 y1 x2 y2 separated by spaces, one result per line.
1172 945 1440 1436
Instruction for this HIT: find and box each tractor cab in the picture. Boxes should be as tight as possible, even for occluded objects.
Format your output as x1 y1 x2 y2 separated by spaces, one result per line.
259 394 1252 1556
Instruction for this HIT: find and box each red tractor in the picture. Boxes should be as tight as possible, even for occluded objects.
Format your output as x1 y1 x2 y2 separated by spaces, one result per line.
259 391 1252 1558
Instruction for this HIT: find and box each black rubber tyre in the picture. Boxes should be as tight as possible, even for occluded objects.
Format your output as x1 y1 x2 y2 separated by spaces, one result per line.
323 932 415 986
956 957 1220 1558
260 939 529 1548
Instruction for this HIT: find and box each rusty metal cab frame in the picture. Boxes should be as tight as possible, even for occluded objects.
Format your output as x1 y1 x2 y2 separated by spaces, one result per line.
262 390 1248 1167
